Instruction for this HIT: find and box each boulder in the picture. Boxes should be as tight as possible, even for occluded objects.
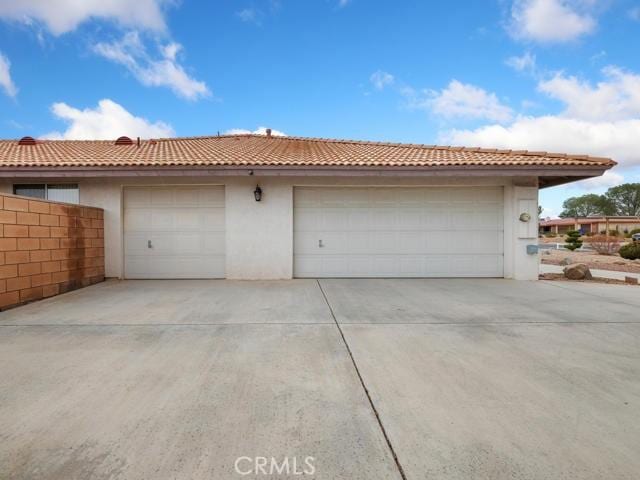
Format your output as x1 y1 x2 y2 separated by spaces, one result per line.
559 257 573 266
563 263 593 280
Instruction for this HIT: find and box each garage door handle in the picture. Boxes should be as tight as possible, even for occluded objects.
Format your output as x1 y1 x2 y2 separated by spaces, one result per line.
148 240 153 249
318 239 324 248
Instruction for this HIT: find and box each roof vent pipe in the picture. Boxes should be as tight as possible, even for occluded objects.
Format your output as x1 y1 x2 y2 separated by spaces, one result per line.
266 128 272 138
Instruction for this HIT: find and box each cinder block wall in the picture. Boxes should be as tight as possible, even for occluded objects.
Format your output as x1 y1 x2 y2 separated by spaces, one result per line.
0 194 105 310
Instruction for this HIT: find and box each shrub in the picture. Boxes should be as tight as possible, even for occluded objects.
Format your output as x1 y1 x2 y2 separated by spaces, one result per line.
565 230 583 251
584 235 622 255
619 242 640 260
629 228 640 236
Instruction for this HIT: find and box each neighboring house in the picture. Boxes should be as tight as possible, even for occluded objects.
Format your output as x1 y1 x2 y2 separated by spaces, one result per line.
540 217 640 235
0 133 614 281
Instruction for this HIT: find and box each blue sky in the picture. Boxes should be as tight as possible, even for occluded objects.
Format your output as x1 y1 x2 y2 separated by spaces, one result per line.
1 0 640 216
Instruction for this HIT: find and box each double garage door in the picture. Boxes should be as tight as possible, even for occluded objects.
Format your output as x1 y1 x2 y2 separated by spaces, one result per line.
294 187 504 278
123 186 504 278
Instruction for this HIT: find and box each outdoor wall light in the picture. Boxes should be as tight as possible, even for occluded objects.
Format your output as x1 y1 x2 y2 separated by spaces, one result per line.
519 212 531 222
254 185 263 202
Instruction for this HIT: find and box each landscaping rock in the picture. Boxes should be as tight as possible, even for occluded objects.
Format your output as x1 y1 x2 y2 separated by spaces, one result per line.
559 257 573 266
563 263 593 280
625 276 639 285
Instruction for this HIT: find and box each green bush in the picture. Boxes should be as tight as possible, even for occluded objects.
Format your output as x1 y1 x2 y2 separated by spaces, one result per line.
565 230 583 251
629 228 640 236
619 242 640 260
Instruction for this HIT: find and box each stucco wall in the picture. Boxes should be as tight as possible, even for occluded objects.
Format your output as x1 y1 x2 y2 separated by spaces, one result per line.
8 176 540 280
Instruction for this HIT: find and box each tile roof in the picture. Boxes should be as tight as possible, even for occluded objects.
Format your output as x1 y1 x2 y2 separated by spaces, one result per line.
0 134 616 170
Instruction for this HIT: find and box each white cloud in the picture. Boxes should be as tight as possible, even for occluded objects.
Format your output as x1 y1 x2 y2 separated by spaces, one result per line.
224 127 287 136
0 50 17 97
538 67 640 121
338 0 351 7
629 7 640 21
573 170 625 190
236 8 261 24
441 65 640 170
505 52 536 72
442 116 640 166
408 80 513 123
510 0 596 43
0 0 168 35
370 70 394 90
93 32 210 101
42 99 174 140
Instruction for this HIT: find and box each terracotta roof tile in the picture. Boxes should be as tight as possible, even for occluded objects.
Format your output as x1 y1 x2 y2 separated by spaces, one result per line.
0 134 616 169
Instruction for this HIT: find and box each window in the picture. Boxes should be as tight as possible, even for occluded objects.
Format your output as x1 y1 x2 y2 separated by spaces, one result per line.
13 184 79 204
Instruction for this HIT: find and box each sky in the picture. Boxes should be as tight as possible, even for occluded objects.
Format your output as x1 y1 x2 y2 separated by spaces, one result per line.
1 0 640 217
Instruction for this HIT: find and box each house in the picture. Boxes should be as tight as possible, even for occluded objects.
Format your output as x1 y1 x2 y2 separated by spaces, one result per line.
0 132 615 281
540 217 640 236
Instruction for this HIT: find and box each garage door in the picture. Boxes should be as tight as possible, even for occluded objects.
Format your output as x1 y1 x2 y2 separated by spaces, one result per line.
294 187 504 278
124 186 225 279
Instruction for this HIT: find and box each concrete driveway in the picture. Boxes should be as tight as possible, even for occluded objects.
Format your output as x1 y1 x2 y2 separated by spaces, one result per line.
1 279 639 480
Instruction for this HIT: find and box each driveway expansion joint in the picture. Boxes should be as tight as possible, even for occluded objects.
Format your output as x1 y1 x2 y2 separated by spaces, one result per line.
316 279 407 480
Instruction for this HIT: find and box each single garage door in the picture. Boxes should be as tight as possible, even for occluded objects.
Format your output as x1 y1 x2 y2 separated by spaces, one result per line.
124 186 225 279
294 187 504 278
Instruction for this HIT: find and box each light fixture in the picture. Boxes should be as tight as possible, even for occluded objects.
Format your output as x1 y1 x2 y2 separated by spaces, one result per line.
254 185 262 202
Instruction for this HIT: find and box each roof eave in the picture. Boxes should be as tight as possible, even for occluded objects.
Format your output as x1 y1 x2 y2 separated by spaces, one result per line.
0 164 612 182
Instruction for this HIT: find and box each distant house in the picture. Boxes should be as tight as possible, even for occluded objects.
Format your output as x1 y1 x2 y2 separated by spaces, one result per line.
540 217 640 235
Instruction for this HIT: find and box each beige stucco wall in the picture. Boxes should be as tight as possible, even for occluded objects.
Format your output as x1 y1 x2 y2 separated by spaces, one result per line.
1 176 541 280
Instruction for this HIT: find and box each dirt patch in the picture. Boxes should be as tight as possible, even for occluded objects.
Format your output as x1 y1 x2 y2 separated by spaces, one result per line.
540 248 640 273
539 273 638 285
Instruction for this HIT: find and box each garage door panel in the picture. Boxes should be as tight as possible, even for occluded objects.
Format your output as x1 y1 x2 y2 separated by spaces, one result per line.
150 188 175 205
324 209 350 230
124 209 152 231
294 187 504 278
424 232 449 254
124 186 225 279
397 232 425 253
151 210 174 229
371 232 397 253
475 208 504 229
123 233 153 255
198 186 225 205
174 210 200 229
347 209 371 229
124 188 151 206
424 209 450 229
397 210 423 229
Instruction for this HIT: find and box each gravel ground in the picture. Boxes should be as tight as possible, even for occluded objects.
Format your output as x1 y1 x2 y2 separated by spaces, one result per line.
539 272 638 285
541 248 640 273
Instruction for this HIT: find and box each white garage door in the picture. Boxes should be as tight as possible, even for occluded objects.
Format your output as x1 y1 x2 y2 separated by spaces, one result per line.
294 187 504 278
124 186 225 279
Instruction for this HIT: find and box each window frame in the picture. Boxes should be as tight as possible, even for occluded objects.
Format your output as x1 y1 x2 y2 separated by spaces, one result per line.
13 183 80 204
